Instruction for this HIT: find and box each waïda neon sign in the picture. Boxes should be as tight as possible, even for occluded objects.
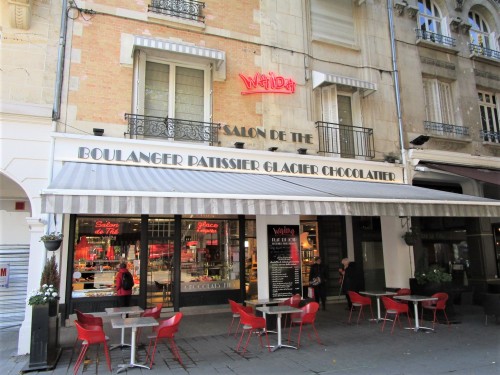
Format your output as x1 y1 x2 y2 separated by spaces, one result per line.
239 72 296 95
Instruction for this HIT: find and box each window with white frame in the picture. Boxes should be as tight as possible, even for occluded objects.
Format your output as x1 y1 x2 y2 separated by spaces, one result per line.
418 0 443 34
478 91 499 143
422 78 454 130
310 0 355 47
314 85 365 158
468 11 492 49
143 60 207 122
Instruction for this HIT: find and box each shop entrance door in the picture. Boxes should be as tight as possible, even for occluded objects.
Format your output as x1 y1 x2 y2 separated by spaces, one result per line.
147 236 174 308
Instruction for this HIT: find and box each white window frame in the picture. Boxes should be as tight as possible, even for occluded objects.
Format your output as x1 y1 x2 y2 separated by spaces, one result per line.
478 90 499 143
315 85 364 158
135 50 211 123
422 78 455 130
468 11 492 49
417 0 450 41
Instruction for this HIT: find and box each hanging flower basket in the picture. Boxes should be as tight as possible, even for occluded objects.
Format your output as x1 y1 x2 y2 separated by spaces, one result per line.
40 232 63 251
43 239 62 251
403 231 418 246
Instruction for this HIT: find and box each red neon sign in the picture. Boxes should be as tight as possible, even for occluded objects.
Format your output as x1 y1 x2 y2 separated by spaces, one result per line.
94 221 120 235
196 221 219 234
239 72 296 95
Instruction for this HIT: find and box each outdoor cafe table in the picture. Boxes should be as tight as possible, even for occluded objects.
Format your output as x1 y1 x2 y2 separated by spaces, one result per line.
245 298 288 332
394 295 438 332
256 305 302 351
360 291 396 322
105 306 143 349
111 316 159 373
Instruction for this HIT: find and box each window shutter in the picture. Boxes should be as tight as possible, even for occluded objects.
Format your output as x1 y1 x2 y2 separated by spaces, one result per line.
423 78 439 122
321 85 338 123
311 0 355 46
438 81 454 125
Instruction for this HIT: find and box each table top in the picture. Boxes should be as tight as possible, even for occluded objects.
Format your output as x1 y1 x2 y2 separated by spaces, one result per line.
256 305 302 315
360 291 397 297
244 298 287 306
105 306 144 315
394 295 438 302
111 316 159 329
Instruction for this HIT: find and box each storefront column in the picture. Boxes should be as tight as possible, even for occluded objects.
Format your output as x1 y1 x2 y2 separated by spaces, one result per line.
381 216 413 289
18 218 49 355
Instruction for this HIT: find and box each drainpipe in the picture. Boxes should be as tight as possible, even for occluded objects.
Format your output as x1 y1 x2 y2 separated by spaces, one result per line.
387 0 409 184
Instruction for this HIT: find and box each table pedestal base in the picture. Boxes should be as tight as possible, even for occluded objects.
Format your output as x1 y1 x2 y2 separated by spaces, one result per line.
268 343 297 352
117 362 151 373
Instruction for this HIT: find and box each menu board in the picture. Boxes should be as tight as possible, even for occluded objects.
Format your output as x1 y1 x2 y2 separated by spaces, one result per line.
268 225 302 298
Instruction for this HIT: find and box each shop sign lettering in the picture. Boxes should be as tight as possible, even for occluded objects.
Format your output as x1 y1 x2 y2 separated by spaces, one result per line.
196 221 219 234
94 220 120 235
77 147 398 182
239 72 296 95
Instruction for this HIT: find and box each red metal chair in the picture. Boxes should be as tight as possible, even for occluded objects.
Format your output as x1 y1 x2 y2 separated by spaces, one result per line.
421 292 450 329
75 309 104 327
236 309 270 355
287 301 322 348
381 296 412 334
73 321 111 375
348 291 374 324
228 299 253 337
137 303 163 344
395 288 411 296
146 312 183 367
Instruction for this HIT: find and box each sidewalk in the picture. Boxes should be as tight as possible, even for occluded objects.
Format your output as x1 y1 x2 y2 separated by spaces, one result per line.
2 302 499 375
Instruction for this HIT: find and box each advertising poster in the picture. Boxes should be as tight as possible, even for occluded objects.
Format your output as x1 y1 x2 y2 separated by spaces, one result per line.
268 225 301 298
0 263 10 288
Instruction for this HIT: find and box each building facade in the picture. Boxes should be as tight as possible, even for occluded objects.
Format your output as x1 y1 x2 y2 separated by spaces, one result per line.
1 0 498 355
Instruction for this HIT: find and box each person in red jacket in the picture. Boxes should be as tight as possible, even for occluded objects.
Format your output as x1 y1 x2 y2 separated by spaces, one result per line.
115 262 133 307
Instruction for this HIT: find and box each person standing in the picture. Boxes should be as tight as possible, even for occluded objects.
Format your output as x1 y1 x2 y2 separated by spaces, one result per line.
339 258 357 310
115 262 133 307
309 256 328 310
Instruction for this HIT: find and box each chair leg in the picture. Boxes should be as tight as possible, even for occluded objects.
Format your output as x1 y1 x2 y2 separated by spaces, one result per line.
348 306 354 323
228 317 235 336
169 337 183 365
103 343 111 372
297 324 304 349
406 312 412 329
381 312 388 332
311 323 322 345
74 344 88 375
242 330 252 355
356 306 363 324
236 329 245 351
391 314 398 334
148 339 159 368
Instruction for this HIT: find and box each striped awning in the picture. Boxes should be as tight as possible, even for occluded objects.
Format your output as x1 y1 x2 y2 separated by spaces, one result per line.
134 35 225 70
312 71 377 97
40 162 500 217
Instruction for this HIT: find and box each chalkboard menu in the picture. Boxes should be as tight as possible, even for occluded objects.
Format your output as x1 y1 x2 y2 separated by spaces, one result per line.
268 225 302 298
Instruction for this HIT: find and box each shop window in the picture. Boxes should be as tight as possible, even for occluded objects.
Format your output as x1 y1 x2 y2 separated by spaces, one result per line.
245 220 257 300
72 217 141 298
180 218 240 293
310 0 355 47
300 222 319 292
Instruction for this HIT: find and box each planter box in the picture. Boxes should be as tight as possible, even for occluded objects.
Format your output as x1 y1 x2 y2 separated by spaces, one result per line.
22 302 61 372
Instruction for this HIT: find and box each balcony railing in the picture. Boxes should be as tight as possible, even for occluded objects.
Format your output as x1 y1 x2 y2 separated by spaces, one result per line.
148 0 205 22
415 29 456 47
480 130 500 143
125 114 220 145
424 121 470 139
316 121 374 159
469 43 500 60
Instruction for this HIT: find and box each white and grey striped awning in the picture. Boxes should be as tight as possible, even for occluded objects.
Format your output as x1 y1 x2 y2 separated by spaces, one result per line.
134 35 226 70
312 71 377 97
40 162 500 217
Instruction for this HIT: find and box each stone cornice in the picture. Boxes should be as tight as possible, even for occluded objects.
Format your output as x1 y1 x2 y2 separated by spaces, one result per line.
8 0 33 30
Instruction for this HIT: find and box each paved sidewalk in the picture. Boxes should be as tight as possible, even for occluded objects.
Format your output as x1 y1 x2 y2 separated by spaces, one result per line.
2 302 499 375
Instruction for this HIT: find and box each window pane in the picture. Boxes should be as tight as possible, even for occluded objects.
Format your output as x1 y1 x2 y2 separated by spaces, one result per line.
145 62 169 118
175 67 204 122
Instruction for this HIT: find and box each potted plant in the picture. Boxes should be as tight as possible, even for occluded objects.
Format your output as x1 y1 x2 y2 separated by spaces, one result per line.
414 265 452 286
40 232 63 251
402 230 418 246
24 254 62 371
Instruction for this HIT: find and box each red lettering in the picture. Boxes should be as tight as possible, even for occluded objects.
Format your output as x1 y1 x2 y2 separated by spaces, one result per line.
239 72 296 95
0 268 6 277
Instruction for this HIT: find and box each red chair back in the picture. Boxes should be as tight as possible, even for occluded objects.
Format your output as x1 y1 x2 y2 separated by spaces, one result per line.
74 320 106 344
229 299 253 314
154 312 183 338
433 293 448 309
301 302 319 324
395 288 411 296
239 309 266 329
382 296 408 313
348 291 371 305
142 303 163 319
75 309 103 327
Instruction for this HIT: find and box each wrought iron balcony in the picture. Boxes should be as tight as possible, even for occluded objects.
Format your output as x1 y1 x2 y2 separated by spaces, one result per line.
316 121 374 159
415 29 456 47
480 130 500 143
148 0 205 22
469 43 500 60
125 114 220 145
424 121 470 139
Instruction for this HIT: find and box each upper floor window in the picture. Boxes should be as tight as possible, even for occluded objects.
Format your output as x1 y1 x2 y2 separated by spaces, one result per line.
422 78 454 125
417 0 443 35
311 0 355 47
468 11 491 49
478 91 499 143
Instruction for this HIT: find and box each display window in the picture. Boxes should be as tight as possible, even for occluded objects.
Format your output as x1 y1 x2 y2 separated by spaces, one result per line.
72 217 141 298
180 218 241 292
